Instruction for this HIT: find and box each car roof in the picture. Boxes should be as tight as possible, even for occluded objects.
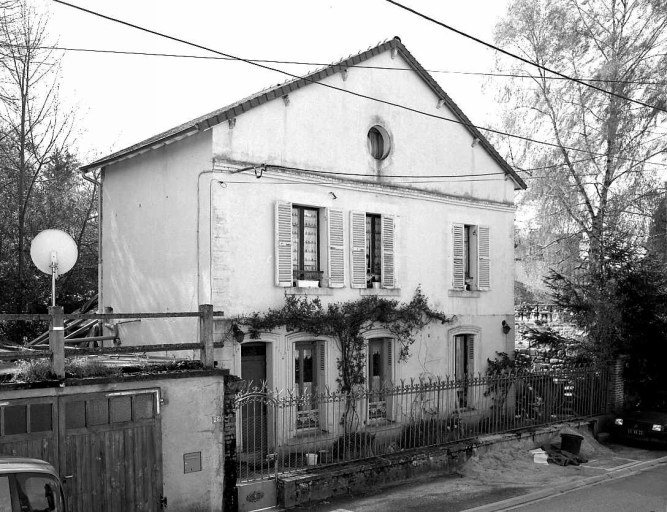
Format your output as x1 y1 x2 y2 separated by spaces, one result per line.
0 456 59 477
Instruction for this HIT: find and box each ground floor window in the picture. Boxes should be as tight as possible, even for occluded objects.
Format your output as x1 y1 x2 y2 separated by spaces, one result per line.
294 341 323 429
368 338 393 420
455 334 474 408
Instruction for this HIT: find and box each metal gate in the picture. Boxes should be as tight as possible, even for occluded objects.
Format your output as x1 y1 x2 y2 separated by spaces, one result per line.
0 389 163 512
236 386 277 483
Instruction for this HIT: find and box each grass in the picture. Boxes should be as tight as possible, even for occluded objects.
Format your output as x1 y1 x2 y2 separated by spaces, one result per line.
8 357 204 383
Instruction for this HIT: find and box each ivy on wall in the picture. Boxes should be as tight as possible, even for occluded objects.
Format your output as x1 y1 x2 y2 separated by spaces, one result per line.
238 287 449 393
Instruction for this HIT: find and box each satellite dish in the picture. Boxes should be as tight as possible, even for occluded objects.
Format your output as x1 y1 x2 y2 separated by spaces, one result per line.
30 229 78 306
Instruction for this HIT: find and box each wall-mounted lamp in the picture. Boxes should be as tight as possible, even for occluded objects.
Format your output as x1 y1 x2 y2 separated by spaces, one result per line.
329 191 337 200
502 320 511 335
232 324 245 344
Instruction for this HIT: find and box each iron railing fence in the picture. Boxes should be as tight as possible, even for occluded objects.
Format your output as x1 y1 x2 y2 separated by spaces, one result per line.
235 365 609 482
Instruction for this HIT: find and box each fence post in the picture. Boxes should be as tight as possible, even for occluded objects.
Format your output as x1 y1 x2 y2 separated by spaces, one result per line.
199 304 214 369
49 306 65 379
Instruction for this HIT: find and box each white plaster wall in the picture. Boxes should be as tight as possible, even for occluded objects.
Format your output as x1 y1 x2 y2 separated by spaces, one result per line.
209 172 514 317
212 51 517 204
101 131 212 346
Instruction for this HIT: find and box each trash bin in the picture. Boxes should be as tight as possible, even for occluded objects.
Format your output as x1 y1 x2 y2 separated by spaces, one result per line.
560 432 584 455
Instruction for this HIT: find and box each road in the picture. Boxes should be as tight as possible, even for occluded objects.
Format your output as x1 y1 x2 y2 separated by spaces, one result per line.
508 462 667 512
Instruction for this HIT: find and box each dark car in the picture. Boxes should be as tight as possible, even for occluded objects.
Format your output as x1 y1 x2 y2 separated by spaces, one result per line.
612 395 667 446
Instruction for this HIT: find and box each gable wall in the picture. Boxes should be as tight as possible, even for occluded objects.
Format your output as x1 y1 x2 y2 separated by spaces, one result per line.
212 51 516 203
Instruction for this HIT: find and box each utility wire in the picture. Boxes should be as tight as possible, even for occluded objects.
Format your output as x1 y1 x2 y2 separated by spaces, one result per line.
385 0 667 113
4 43 667 86
53 0 667 171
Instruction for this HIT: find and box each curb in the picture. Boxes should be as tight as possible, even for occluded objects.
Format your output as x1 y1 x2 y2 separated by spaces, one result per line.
463 455 667 512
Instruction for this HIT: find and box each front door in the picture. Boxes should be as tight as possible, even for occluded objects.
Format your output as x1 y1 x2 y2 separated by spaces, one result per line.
240 343 267 456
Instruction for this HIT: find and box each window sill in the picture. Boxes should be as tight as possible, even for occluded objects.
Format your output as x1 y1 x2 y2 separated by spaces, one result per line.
448 290 481 298
286 287 334 296
360 288 401 297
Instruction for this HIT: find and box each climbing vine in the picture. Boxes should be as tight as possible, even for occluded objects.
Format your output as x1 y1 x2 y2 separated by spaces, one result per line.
238 287 449 393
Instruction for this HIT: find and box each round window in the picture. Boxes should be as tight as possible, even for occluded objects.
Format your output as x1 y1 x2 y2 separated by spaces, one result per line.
367 125 391 160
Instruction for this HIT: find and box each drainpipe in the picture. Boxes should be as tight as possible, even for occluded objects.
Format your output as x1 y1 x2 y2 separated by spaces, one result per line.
196 164 262 306
80 169 103 313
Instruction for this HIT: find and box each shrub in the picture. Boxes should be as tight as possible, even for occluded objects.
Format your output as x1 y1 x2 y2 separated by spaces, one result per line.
332 431 376 459
398 417 462 449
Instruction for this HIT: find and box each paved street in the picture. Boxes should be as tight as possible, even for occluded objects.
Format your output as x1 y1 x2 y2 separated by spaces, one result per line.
508 462 667 512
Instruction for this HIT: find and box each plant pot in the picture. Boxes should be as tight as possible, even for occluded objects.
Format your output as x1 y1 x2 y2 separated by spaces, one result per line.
296 280 319 288
306 453 318 465
372 282 381 289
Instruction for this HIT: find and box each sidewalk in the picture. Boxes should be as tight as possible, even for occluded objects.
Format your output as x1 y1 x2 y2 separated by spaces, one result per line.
291 431 667 512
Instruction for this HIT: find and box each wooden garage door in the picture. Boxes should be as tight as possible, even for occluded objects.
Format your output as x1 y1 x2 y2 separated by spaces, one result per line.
59 390 163 512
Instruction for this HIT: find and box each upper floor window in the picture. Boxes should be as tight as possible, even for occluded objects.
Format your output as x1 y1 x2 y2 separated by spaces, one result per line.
367 126 391 160
292 206 320 282
350 212 396 289
275 202 345 288
366 214 382 286
452 224 490 291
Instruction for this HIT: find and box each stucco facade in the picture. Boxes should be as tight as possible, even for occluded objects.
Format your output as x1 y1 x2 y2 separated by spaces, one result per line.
86 37 524 401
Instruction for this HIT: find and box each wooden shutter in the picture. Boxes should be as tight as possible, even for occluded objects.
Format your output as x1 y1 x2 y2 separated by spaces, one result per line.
381 215 396 288
327 208 345 288
466 336 475 374
383 340 394 419
316 341 329 428
383 339 393 385
477 225 490 290
275 201 293 287
350 211 367 288
452 223 465 290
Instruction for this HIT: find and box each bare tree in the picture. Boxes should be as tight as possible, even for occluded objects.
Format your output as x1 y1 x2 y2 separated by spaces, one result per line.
495 0 667 281
0 0 74 316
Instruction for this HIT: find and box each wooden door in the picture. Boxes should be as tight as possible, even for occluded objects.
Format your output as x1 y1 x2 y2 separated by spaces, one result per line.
240 344 267 454
59 390 163 512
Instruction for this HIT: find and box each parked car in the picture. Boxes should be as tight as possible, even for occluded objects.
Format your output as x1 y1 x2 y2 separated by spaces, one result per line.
0 456 66 511
612 394 667 446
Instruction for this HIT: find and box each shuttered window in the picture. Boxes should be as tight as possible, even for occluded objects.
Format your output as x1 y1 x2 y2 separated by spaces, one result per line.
452 223 490 291
350 211 397 289
277 202 343 288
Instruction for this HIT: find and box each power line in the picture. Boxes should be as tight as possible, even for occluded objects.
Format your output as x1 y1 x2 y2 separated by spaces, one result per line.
4 43 667 86
385 0 667 113
53 1 667 172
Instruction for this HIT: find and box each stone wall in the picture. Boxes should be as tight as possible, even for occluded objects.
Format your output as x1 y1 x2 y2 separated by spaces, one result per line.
277 421 596 509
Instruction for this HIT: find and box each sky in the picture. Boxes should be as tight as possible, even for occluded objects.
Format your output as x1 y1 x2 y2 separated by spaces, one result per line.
38 0 512 162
